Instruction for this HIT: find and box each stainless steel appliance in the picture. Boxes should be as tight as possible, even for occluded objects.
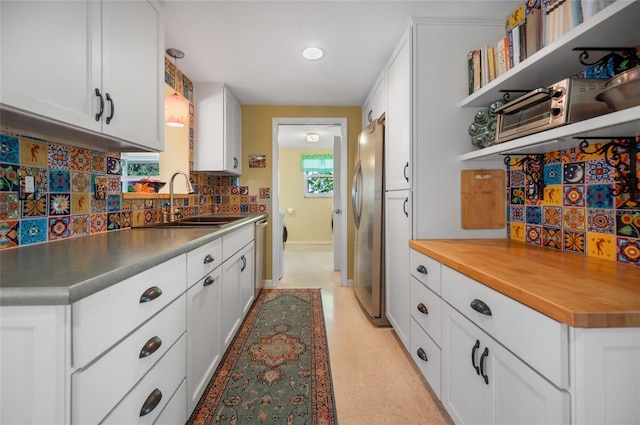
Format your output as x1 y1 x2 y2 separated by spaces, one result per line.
495 77 610 143
352 118 389 326
254 218 268 297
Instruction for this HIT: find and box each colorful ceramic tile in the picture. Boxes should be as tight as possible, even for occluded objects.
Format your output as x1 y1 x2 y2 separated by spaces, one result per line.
0 193 19 220
543 206 562 228
69 147 91 172
49 193 71 215
70 215 90 237
106 156 121 175
230 186 240 195
48 216 70 240
510 205 525 223
220 177 230 186
71 171 91 193
564 231 586 254
0 163 20 192
543 163 562 185
144 210 154 224
616 210 640 238
542 185 563 206
561 147 586 163
617 237 640 264
144 198 154 209
510 169 525 187
258 204 267 213
509 187 525 205
91 198 106 214
106 194 121 212
21 195 47 218
0 134 19 164
510 222 525 241
231 204 240 213
90 213 107 234
19 218 47 245
587 233 616 260
221 205 231 213
240 204 249 213
586 184 614 208
121 211 132 229
49 170 71 192
0 220 19 249
21 166 48 193
131 210 145 227
107 213 121 230
71 193 91 215
19 138 47 167
214 195 222 204
543 150 561 164
122 198 133 211
249 195 257 204
563 207 586 231
563 162 585 184
107 175 121 194
585 158 614 184
48 143 70 169
563 185 585 207
221 196 230 205
240 186 249 195
525 225 542 245
91 152 107 173
221 186 230 196
93 176 107 200
542 227 562 250
249 204 258 213
587 209 615 234
525 206 542 225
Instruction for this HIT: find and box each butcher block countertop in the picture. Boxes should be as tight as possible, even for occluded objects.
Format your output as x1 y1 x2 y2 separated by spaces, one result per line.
410 239 640 328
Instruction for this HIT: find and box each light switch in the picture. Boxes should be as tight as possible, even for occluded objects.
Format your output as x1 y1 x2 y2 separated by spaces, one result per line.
24 175 35 193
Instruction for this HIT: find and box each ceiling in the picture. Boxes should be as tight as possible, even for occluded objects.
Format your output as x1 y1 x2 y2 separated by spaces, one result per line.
161 0 517 146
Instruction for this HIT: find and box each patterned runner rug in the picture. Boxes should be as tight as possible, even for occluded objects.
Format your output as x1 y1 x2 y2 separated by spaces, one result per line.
187 288 338 425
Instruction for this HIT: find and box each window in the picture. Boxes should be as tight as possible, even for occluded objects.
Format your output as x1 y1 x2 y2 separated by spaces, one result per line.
301 153 333 198
120 153 160 192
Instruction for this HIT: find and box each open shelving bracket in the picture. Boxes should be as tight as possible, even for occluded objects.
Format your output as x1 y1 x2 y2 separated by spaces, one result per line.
572 47 638 69
503 154 546 201
577 136 639 204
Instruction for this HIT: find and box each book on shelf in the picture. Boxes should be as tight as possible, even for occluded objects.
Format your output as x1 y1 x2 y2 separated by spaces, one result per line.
488 46 497 82
525 0 543 57
467 49 481 94
495 37 508 76
506 2 526 31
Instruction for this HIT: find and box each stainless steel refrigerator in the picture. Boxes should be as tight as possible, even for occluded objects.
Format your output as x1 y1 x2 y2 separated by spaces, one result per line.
352 117 389 326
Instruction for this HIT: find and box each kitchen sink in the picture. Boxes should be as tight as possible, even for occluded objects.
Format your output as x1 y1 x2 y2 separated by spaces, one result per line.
139 215 246 228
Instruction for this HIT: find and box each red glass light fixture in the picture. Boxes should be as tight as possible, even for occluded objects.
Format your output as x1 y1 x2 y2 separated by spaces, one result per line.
165 48 188 128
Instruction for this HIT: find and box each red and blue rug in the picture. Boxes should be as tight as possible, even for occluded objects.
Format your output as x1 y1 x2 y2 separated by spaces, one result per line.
188 288 338 425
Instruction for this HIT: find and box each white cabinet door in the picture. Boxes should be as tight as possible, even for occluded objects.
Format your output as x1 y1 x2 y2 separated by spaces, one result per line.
187 269 222 414
362 72 385 129
385 189 412 349
239 242 255 316
385 26 412 191
0 0 101 132
227 90 243 175
101 0 163 150
221 251 242 349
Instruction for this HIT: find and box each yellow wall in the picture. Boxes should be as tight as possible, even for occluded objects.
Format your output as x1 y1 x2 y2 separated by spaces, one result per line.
240 105 361 281
159 84 190 193
279 147 333 243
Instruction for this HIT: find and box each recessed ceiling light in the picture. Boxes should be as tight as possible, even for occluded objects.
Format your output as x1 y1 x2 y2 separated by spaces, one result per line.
302 47 324 60
306 132 320 142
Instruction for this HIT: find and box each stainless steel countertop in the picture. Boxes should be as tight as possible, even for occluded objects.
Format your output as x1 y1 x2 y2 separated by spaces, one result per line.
0 215 266 306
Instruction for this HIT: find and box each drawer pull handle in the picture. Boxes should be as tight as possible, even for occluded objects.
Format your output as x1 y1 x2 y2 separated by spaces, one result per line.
470 299 492 316
140 286 162 303
203 254 215 264
416 265 428 275
139 388 162 417
139 336 162 358
480 347 489 385
471 339 480 375
403 162 409 182
105 92 115 124
94 88 104 121
416 347 428 362
204 275 215 286
416 303 429 315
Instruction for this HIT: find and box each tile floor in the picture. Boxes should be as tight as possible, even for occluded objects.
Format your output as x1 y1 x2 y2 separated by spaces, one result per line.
276 243 453 425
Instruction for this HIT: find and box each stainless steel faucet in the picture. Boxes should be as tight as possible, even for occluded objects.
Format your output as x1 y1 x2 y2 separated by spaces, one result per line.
168 170 195 222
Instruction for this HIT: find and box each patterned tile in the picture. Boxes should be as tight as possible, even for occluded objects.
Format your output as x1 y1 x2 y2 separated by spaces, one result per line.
19 138 47 167
21 195 47 217
69 147 91 172
22 166 48 193
121 212 132 229
616 210 640 238
0 134 19 164
230 186 240 195
90 213 107 234
48 216 70 240
509 187 525 205
586 159 614 184
71 171 91 193
0 193 19 220
525 225 542 245
106 156 121 175
107 175 121 194
70 215 90 237
0 220 19 249
561 148 586 163
48 143 70 169
510 205 525 223
106 194 121 213
91 198 106 214
91 152 107 173
563 207 586 231
0 163 20 191
543 163 562 185
71 193 91 215
525 206 542 225
587 233 616 260
617 237 640 265
107 213 121 230
587 209 615 234
563 162 585 184
586 184 614 208
563 185 585 207
543 185 563 206
543 206 562 228
564 231 586 254
542 227 562 250
49 170 71 192
19 218 47 245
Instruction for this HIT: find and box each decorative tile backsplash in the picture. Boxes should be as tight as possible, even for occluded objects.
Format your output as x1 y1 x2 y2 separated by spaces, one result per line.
506 137 640 266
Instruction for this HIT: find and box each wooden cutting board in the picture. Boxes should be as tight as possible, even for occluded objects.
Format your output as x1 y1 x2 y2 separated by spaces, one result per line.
461 169 506 229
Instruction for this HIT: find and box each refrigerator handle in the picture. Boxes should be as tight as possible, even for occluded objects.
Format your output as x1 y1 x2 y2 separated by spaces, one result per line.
352 160 362 229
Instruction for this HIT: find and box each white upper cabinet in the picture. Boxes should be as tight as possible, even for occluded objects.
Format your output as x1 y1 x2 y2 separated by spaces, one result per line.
362 72 385 129
193 82 243 175
0 0 164 152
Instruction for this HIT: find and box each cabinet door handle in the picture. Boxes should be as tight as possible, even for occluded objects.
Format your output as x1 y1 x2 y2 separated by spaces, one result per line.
416 303 429 315
416 265 428 275
480 347 489 385
139 336 162 358
139 388 162 417
203 275 215 286
139 286 162 303
95 88 104 121
403 162 409 182
403 197 408 217
416 347 428 362
470 299 492 316
240 255 247 272
203 254 215 264
367 110 372 123
471 339 480 375
105 93 115 124
233 157 238 169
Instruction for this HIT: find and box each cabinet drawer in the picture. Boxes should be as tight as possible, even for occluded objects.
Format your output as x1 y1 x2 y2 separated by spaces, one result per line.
72 296 186 425
101 334 187 425
153 379 187 425
223 225 254 260
442 266 568 388
410 318 442 400
410 276 442 347
187 238 222 286
410 249 441 295
72 255 187 367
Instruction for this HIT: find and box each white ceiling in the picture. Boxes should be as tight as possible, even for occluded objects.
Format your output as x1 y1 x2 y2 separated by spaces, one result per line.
161 0 518 146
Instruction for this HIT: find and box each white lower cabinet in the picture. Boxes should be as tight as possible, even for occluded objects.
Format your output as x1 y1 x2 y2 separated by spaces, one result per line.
442 303 569 425
221 241 255 350
239 242 255 316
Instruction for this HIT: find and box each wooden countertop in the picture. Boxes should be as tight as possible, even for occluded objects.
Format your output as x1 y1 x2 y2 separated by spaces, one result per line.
410 239 640 328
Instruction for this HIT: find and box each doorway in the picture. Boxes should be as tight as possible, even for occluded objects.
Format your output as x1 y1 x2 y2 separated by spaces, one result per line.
271 117 348 287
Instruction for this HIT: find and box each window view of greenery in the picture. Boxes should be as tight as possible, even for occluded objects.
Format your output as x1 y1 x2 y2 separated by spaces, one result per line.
302 153 333 198
305 172 333 197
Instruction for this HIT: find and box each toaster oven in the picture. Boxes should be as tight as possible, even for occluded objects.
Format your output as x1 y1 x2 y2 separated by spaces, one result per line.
495 78 610 143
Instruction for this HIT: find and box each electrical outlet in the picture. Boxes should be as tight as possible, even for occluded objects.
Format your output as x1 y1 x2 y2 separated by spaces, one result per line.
24 175 35 193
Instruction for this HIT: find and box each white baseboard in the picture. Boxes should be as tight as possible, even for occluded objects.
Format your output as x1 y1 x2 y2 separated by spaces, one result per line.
264 279 275 287
285 241 332 245
344 279 353 287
